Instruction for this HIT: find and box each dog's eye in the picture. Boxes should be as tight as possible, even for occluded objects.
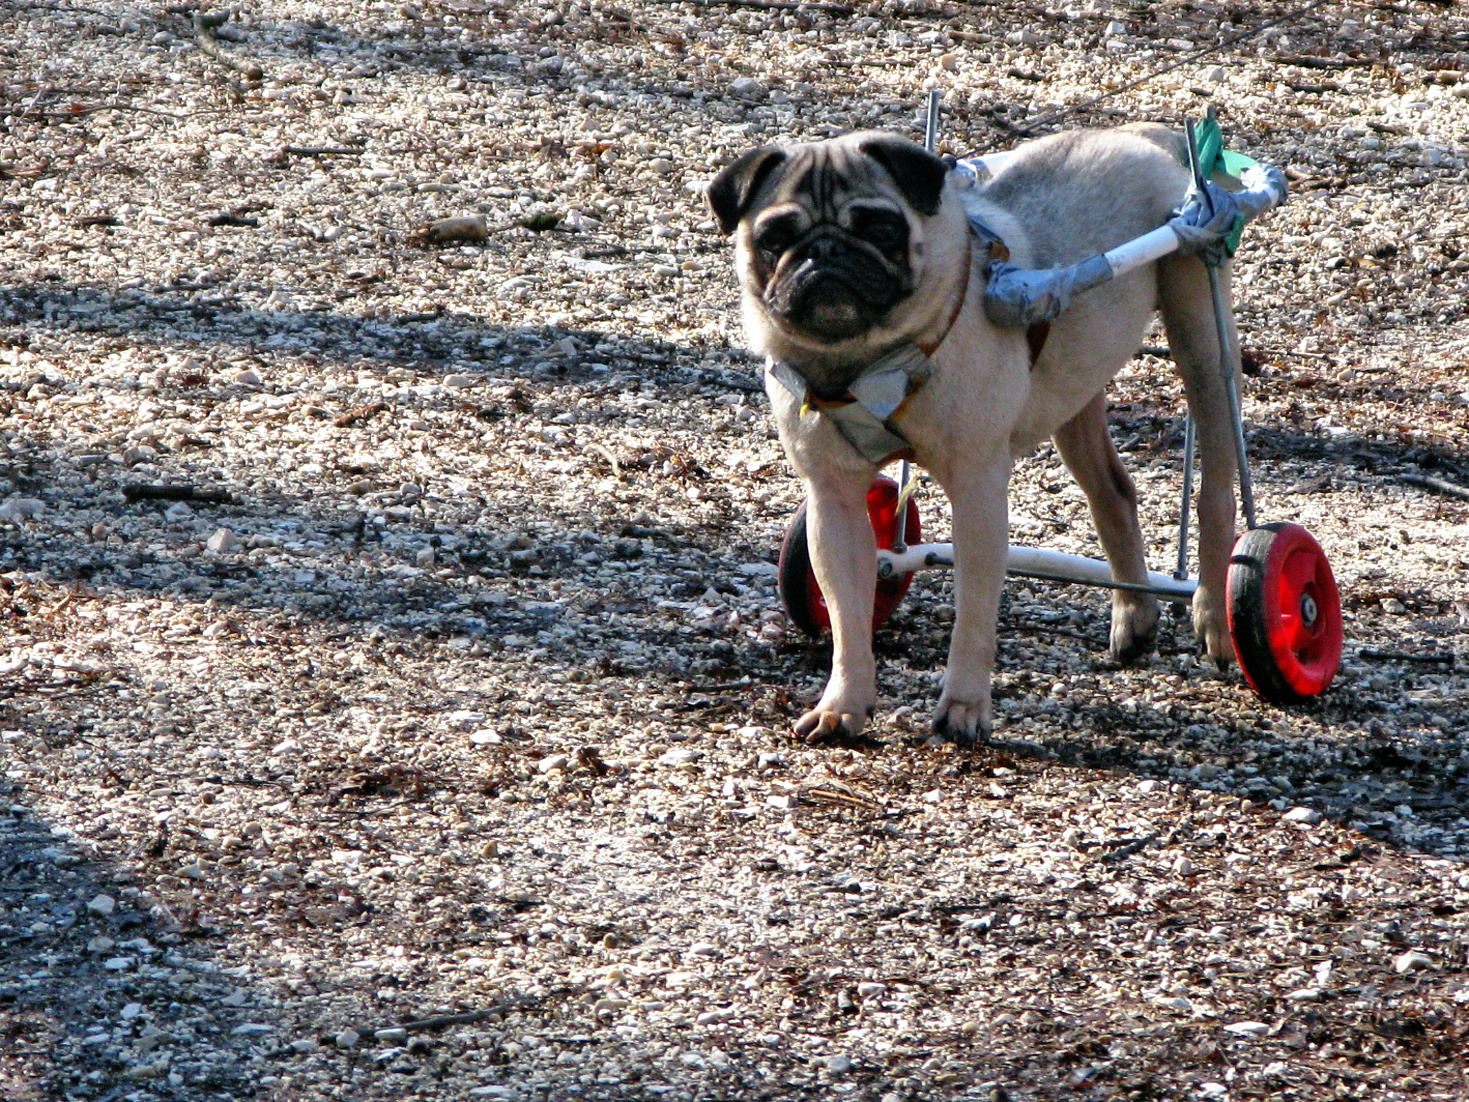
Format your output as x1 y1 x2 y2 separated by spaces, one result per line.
755 221 796 256
853 212 907 251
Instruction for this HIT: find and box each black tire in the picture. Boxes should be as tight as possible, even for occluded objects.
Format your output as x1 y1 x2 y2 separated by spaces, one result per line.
777 500 826 638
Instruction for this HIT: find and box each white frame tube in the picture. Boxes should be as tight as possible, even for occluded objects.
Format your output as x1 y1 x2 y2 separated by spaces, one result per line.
1101 225 1190 280
877 543 1198 603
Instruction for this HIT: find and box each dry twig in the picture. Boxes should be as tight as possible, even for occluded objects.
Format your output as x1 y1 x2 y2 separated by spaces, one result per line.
121 484 233 505
1359 649 1455 667
191 10 263 82
334 400 389 428
1399 473 1469 502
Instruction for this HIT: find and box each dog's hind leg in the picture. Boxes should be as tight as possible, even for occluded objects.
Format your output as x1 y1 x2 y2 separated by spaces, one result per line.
1052 391 1159 663
1157 254 1240 668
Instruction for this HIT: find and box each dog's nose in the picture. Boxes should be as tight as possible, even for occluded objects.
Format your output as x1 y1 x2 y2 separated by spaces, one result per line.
808 236 845 260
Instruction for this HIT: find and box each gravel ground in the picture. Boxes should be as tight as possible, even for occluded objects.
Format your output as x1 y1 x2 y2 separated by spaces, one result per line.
3 1 1469 1100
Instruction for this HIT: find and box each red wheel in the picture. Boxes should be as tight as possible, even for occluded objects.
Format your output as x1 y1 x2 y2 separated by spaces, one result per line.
777 477 922 638
1226 522 1342 702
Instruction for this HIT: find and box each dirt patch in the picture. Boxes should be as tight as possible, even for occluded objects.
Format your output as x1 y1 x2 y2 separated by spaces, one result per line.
1 1 1467 1099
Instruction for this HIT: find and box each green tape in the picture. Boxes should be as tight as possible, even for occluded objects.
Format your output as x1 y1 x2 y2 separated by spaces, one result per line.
1191 116 1253 253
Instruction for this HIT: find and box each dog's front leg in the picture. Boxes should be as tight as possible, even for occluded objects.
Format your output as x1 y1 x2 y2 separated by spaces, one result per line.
794 467 881 739
932 458 1011 743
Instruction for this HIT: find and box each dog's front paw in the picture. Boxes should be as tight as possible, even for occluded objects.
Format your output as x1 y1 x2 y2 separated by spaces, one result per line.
1192 585 1234 670
931 690 993 745
794 687 875 743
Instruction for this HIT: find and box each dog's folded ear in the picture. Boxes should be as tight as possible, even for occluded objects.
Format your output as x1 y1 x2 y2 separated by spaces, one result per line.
708 146 788 235
858 133 948 217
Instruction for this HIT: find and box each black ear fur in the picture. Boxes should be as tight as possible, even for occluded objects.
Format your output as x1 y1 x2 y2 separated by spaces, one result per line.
707 146 788 235
858 133 949 217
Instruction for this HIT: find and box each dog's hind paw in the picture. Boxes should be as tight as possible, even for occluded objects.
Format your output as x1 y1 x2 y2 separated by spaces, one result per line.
1109 597 1159 665
931 694 993 745
1192 587 1234 670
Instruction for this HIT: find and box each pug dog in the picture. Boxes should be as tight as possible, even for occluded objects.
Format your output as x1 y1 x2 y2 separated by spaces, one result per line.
709 125 1247 741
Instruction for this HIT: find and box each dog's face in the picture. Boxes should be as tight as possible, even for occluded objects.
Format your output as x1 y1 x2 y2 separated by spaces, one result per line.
709 131 951 365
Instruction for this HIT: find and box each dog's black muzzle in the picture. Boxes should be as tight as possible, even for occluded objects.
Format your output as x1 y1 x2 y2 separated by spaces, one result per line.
764 233 906 345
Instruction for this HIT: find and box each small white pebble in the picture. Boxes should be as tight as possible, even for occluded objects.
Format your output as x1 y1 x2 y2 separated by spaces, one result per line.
1223 1021 1270 1036
0 497 44 522
1394 951 1436 974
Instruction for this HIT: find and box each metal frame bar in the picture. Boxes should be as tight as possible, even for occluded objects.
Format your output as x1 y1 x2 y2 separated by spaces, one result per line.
1175 412 1196 580
877 543 1198 603
1184 111 1258 531
894 89 946 552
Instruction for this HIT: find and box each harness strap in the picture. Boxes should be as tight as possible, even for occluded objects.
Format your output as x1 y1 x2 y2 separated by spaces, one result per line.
968 211 1051 370
768 346 926 465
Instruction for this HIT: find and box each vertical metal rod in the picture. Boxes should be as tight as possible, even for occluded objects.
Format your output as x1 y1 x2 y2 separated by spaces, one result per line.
1174 413 1196 581
896 90 944 552
893 457 913 551
1184 112 1256 532
1208 262 1257 530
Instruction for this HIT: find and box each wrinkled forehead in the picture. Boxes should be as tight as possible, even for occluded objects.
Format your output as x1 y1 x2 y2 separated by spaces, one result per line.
764 143 906 217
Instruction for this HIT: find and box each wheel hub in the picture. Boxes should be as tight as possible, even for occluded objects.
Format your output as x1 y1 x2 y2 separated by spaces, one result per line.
1299 592 1318 626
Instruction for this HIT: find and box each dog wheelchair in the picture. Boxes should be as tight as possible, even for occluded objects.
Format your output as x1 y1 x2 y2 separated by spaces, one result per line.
775 97 1343 704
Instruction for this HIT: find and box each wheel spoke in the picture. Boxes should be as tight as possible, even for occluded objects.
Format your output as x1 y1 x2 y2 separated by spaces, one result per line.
1278 548 1325 656
1278 549 1317 613
1279 606 1310 656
